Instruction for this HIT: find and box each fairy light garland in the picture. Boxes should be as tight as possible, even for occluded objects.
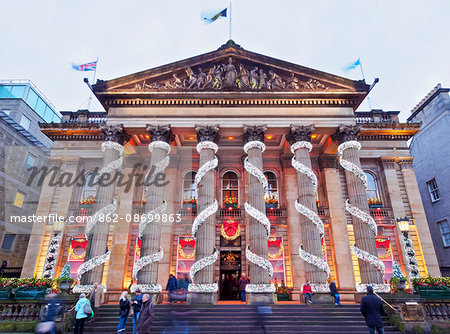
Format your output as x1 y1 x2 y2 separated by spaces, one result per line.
243 140 274 293
403 232 420 278
132 140 171 293
188 141 219 293
73 284 108 294
302 283 330 293
76 141 124 288
291 141 330 279
356 283 391 293
42 233 62 279
338 140 385 278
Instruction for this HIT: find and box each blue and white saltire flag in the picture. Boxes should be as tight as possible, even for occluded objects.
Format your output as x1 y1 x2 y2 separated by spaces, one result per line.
201 8 227 23
72 60 97 71
344 58 361 71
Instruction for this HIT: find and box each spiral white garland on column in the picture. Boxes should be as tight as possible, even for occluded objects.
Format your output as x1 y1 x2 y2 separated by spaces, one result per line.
76 141 124 285
243 140 274 293
337 140 385 278
291 141 330 279
188 141 219 293
131 140 171 293
42 233 62 279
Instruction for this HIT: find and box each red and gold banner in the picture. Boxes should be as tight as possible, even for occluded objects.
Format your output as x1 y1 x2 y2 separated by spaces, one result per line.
68 236 87 262
220 220 241 240
176 236 195 279
268 236 286 284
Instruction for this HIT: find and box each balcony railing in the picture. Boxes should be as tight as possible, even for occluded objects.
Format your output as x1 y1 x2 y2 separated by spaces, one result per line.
355 110 399 124
60 110 107 124
370 207 393 218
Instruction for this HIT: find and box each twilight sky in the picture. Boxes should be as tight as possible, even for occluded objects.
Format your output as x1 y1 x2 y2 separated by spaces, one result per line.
1 0 449 121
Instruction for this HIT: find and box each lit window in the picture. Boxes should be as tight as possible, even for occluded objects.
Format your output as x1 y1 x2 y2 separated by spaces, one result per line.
222 171 239 208
19 115 31 130
439 220 450 247
80 172 98 204
182 171 197 205
24 153 36 169
13 191 25 208
264 171 279 208
1 234 16 251
427 178 440 203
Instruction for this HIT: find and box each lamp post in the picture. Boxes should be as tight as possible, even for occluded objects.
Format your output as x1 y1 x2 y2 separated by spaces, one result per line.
396 217 420 282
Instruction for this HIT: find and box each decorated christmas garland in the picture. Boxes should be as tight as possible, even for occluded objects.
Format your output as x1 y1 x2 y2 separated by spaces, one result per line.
268 237 284 259
76 141 124 288
178 238 196 259
337 140 385 278
403 231 420 278
132 140 171 293
42 233 63 279
291 141 330 279
220 221 241 241
243 140 274 293
188 141 219 293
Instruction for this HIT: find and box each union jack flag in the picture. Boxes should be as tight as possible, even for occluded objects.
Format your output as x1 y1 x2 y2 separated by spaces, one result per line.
72 60 97 71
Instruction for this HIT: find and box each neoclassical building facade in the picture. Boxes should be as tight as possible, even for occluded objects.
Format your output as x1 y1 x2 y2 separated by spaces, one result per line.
22 42 439 302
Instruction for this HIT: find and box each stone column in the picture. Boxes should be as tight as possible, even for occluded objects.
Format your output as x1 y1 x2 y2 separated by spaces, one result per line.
81 125 127 286
243 125 274 303
286 124 327 285
189 125 219 304
137 125 174 292
333 125 382 284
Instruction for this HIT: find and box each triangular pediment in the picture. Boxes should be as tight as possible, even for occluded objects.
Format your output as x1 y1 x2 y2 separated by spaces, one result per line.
93 41 369 95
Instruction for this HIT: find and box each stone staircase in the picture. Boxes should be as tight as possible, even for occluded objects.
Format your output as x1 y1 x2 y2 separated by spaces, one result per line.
73 304 400 333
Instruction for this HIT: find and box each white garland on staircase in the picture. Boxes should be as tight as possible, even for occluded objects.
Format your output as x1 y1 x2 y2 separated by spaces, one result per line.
76 141 124 286
291 141 330 279
337 140 385 277
243 140 274 293
132 140 171 293
188 141 219 293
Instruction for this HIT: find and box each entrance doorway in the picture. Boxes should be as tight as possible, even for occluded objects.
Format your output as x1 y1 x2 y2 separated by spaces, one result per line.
219 251 241 300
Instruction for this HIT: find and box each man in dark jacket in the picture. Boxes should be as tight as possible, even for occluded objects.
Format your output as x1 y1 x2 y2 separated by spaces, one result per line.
239 273 249 302
166 274 177 304
136 294 155 334
132 289 143 334
329 280 341 306
360 286 386 334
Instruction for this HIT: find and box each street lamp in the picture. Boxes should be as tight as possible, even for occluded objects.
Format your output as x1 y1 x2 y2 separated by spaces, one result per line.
53 219 65 233
396 217 410 234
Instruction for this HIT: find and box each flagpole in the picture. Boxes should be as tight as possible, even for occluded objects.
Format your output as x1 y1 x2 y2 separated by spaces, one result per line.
229 2 232 40
87 57 98 110
358 58 373 110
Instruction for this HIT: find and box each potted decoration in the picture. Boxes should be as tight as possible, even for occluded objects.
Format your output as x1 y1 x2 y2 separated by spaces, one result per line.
15 278 52 300
79 195 95 209
0 278 13 300
265 196 278 209
413 277 450 298
390 260 407 290
183 197 197 209
57 262 74 291
368 197 383 208
140 200 146 208
276 278 290 301
224 196 238 209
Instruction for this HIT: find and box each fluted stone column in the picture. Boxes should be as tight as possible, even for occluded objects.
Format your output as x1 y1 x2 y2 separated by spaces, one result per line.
82 125 127 285
189 125 219 304
243 125 274 303
138 125 174 289
286 125 326 284
333 125 382 284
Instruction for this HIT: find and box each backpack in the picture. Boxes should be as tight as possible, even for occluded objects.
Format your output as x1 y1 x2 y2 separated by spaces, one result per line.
83 301 93 318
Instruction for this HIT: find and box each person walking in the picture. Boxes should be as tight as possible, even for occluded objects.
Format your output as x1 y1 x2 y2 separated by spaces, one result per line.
87 282 104 323
117 291 130 333
36 293 60 334
136 294 155 334
329 279 342 306
302 281 313 304
74 293 92 334
239 273 249 302
132 288 143 334
166 274 177 304
360 286 386 334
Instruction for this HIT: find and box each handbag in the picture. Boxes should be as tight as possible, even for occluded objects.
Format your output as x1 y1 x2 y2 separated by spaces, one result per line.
84 302 93 318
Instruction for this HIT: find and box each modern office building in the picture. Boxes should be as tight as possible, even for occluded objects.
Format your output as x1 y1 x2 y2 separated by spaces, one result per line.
408 84 450 276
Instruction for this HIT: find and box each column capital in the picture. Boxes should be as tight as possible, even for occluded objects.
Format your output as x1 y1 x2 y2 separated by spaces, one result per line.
146 124 175 144
286 124 315 144
398 157 414 170
331 124 361 144
194 124 220 143
243 124 267 143
100 124 129 145
380 158 397 170
319 154 339 170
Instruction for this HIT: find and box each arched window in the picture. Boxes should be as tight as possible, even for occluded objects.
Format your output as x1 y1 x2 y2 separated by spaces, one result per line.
182 171 197 207
80 172 97 205
365 172 380 200
222 171 239 208
264 171 279 208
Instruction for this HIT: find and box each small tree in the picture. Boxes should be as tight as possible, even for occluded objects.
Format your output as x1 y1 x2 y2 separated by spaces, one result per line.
392 260 405 280
279 279 288 294
59 262 71 279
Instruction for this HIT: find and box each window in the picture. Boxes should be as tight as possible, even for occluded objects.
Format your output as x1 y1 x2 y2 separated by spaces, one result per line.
264 171 279 208
13 191 25 208
9 85 25 98
0 85 12 98
182 171 197 205
222 171 239 208
19 115 31 130
427 178 440 202
24 153 36 169
2 109 10 115
365 172 380 200
80 172 98 204
439 220 450 247
26 88 39 109
1 234 16 251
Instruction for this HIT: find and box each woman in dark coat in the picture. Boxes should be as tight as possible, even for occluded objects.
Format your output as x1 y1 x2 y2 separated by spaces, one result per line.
117 291 130 332
360 286 386 334
166 274 178 304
